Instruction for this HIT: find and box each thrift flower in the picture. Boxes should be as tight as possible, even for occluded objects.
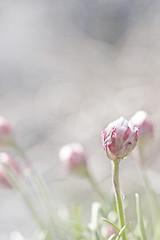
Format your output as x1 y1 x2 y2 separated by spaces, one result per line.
0 152 20 187
101 117 139 161
59 143 87 175
131 111 153 143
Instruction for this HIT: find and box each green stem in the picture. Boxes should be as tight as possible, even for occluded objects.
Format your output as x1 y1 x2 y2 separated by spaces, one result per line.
31 169 63 239
143 171 160 223
12 142 62 239
86 170 106 202
137 147 160 225
112 160 126 240
135 193 147 240
4 166 49 235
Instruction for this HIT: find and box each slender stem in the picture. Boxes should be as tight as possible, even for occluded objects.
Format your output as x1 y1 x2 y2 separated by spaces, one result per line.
86 170 106 202
12 142 62 239
31 169 63 239
135 193 147 240
4 166 48 234
89 202 101 240
136 147 160 225
142 172 160 223
112 160 126 240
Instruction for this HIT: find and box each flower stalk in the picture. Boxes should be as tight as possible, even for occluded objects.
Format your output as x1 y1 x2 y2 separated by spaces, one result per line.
112 160 126 240
86 170 106 202
3 164 51 239
135 193 147 240
136 146 160 227
12 142 63 239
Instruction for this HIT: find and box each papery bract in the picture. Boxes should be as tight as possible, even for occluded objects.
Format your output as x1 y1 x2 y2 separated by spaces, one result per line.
101 117 139 161
0 152 20 188
59 143 87 175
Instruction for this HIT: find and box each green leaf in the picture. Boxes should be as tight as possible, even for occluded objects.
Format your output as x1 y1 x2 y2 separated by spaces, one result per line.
135 193 147 240
95 231 99 240
115 223 129 240
108 234 116 240
102 218 120 233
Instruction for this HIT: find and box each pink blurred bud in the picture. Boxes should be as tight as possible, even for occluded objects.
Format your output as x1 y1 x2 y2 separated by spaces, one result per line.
101 224 116 238
59 143 87 175
0 117 13 147
0 153 20 188
131 111 154 143
101 117 139 161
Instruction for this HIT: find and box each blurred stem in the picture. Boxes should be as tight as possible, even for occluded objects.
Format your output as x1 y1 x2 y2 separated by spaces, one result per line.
136 146 160 226
135 193 147 240
86 170 106 202
4 165 51 239
12 142 62 240
89 202 101 240
31 168 63 239
12 142 26 161
112 160 126 240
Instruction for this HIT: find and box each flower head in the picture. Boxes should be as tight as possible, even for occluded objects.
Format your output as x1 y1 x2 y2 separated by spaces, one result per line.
101 117 139 161
0 117 14 147
131 111 153 144
0 152 20 188
59 143 87 175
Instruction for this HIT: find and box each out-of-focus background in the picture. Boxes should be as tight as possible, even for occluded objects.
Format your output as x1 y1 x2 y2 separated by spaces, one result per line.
0 0 160 239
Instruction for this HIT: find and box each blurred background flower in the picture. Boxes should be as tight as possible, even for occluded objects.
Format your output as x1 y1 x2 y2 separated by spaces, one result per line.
0 0 160 238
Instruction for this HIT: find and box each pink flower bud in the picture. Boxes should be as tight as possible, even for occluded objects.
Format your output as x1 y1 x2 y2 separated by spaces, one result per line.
131 111 153 143
101 224 116 238
59 143 87 175
101 117 139 161
0 117 13 147
0 153 20 188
